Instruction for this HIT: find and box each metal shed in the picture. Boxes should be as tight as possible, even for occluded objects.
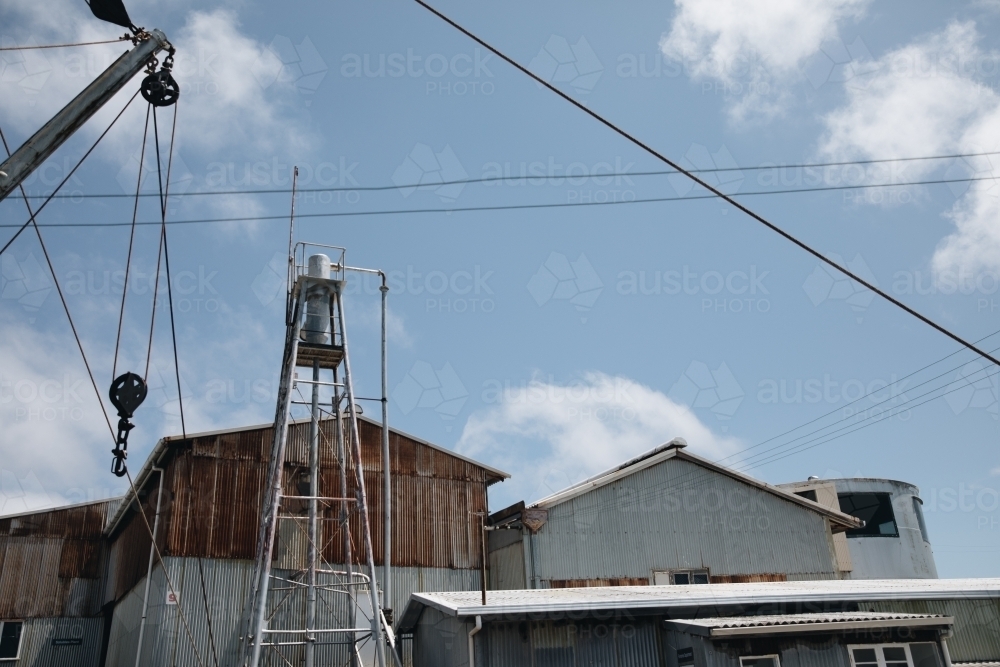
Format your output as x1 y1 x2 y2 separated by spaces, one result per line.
488 439 861 590
399 578 1000 667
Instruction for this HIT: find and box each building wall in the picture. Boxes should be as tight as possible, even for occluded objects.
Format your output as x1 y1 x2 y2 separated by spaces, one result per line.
0 500 117 619
868 597 1000 662
831 479 938 580
509 457 840 587
8 617 105 667
478 619 661 667
413 607 470 667
102 556 483 667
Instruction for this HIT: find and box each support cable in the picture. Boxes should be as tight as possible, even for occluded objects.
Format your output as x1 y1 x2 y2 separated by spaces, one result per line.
151 104 186 437
413 0 1000 370
0 125 115 440
0 89 140 257
112 103 151 381
0 36 130 50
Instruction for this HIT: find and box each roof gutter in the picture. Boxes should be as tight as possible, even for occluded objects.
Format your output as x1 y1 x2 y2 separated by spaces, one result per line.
103 435 175 537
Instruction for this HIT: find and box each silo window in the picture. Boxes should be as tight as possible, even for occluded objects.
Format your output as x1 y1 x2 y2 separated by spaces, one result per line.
0 621 22 660
838 492 899 537
913 497 931 543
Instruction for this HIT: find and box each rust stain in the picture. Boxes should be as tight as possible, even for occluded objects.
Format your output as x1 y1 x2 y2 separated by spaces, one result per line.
547 578 649 589
107 416 498 599
709 573 788 583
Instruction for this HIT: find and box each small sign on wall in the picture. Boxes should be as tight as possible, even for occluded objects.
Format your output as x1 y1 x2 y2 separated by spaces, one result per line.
52 638 82 647
166 590 180 605
677 647 695 666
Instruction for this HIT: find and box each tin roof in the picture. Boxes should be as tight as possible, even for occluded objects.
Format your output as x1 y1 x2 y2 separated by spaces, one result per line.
526 439 862 530
665 611 953 637
399 578 1000 631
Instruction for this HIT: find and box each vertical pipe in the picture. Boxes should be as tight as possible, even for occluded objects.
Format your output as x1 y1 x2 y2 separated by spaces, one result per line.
335 366 357 667
467 616 482 667
134 467 164 667
305 358 320 667
480 514 487 606
334 288 386 667
380 278 391 615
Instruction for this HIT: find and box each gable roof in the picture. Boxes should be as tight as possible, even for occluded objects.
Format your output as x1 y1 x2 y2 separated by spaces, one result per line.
527 439 862 531
104 415 509 537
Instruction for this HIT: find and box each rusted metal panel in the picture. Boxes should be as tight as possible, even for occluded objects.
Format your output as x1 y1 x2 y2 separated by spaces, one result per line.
709 573 788 583
547 578 649 588
0 500 115 618
108 418 495 571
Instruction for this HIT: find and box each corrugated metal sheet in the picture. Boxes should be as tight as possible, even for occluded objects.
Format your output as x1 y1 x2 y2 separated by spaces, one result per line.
530 456 839 583
868 598 1000 663
13 617 104 667
0 500 115 618
107 417 495 601
547 578 649 588
489 541 526 591
103 556 480 667
478 619 660 667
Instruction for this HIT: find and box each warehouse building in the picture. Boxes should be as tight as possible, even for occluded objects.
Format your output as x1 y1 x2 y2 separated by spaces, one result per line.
0 415 508 666
487 439 862 589
400 579 1000 667
779 478 938 579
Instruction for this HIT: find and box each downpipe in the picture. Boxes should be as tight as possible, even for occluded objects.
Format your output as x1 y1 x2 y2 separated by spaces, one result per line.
134 466 165 667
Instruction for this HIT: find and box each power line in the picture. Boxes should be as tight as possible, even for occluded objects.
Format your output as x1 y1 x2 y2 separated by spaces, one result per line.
0 36 131 51
414 0 1000 371
4 173 999 229
705 328 1000 472
20 149 1000 200
0 89 140 255
737 364 1000 474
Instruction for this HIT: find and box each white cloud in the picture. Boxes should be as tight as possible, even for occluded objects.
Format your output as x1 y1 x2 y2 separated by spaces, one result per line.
818 22 1000 277
0 315 116 512
456 371 741 507
660 0 869 119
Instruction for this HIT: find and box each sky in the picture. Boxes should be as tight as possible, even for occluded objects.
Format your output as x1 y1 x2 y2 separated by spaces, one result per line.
0 0 998 577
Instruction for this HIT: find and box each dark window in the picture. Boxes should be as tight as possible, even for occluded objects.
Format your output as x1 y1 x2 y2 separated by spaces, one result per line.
795 490 818 503
672 572 690 585
0 621 22 660
852 648 878 667
839 492 899 537
913 497 930 543
883 646 909 667
740 656 779 667
910 643 943 667
692 573 709 585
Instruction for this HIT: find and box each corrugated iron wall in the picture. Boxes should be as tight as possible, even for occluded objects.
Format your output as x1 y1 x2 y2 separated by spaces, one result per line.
14 617 105 667
107 418 495 603
0 500 115 618
531 457 839 583
868 597 1000 662
103 556 483 667
479 619 661 667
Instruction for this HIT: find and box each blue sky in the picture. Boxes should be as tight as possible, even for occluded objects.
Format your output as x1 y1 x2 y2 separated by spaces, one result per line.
1 0 999 577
